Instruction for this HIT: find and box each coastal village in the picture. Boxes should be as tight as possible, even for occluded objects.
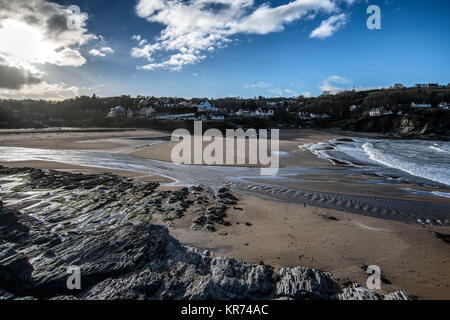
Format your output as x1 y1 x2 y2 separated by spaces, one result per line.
106 99 276 121
103 83 450 123
0 83 449 131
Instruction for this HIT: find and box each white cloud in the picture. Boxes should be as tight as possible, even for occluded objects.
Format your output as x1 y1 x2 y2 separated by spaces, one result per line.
319 75 351 93
89 47 115 57
133 0 353 71
319 75 386 94
100 47 114 54
131 34 142 41
0 0 97 68
244 81 273 89
310 13 348 39
0 81 80 100
55 48 87 66
0 0 101 99
244 81 299 97
89 49 105 57
284 88 297 96
301 91 312 98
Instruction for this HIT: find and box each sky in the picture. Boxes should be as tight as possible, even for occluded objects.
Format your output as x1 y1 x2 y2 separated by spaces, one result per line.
0 0 449 100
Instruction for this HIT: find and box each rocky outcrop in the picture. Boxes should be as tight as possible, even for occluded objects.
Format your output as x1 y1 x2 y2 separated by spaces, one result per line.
0 206 414 300
0 166 234 233
336 112 450 139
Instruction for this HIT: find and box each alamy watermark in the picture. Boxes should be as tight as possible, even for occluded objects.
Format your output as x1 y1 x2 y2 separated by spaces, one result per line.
367 5 381 30
66 5 82 30
366 265 381 290
66 265 81 290
171 121 280 176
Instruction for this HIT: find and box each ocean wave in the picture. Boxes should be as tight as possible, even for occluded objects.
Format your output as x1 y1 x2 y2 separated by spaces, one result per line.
300 139 450 187
361 142 450 186
430 144 450 154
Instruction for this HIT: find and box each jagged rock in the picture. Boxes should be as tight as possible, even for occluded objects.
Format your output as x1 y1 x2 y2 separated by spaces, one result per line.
275 267 337 300
335 284 415 300
0 206 413 300
217 189 238 205
1 167 236 232
0 289 15 300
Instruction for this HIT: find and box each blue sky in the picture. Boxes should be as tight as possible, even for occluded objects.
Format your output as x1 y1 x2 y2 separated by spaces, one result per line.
0 0 449 100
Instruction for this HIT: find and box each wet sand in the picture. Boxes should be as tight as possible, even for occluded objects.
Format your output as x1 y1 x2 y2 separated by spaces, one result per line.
0 128 169 151
0 160 174 183
130 129 337 167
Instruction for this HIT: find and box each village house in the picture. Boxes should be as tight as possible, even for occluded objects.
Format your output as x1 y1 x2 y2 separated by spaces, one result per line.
235 109 251 117
179 101 192 108
255 108 274 117
368 107 384 117
349 105 360 112
438 102 449 110
138 106 155 118
298 112 311 120
107 106 126 119
197 101 212 112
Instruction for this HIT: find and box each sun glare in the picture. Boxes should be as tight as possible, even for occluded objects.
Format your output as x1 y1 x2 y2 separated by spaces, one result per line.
0 19 57 65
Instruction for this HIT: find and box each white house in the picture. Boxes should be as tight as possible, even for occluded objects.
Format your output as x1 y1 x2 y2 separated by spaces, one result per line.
107 106 126 119
369 108 383 117
138 106 155 118
438 102 449 110
411 103 431 108
298 112 311 120
198 101 212 111
255 108 274 117
236 109 251 117
349 105 360 112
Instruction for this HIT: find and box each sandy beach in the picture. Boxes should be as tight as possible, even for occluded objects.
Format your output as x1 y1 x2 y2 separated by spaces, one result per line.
0 128 169 151
0 127 449 299
130 129 338 167
167 194 450 300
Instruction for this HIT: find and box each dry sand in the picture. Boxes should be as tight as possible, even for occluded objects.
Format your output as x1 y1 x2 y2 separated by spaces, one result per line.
0 128 169 151
130 129 337 167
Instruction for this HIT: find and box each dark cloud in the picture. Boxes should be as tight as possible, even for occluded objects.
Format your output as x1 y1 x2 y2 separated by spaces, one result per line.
0 0 96 45
24 14 40 25
46 13 70 36
0 61 42 89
